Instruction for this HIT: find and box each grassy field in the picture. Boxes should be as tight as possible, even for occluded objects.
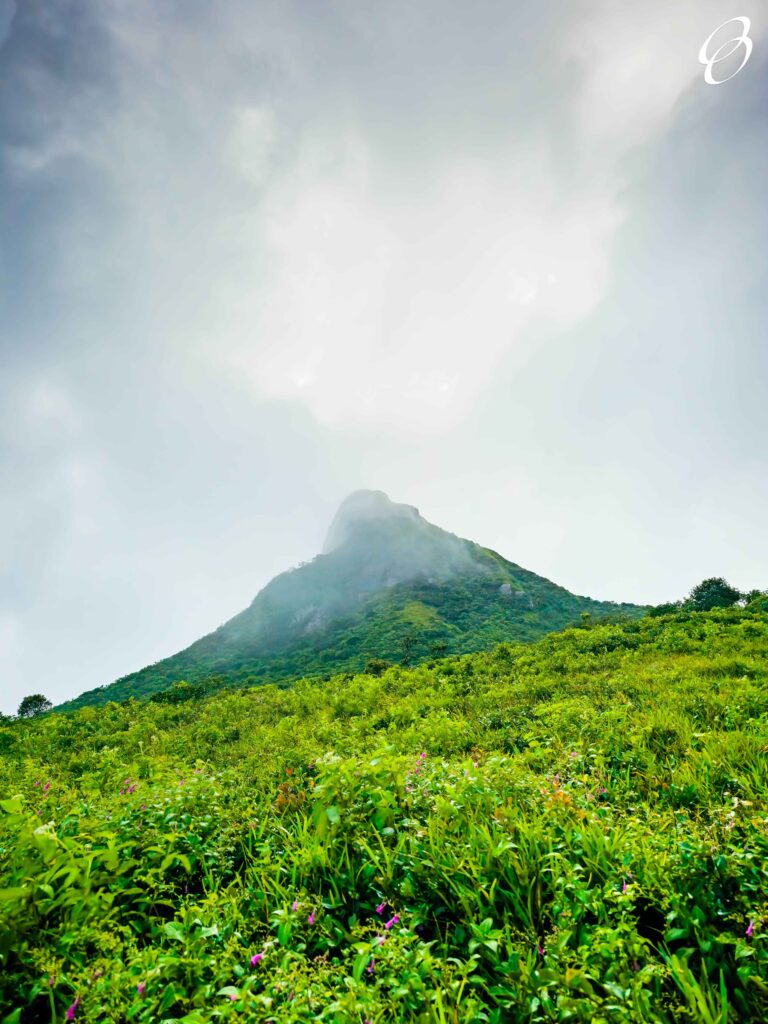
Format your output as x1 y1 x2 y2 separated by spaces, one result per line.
1 606 767 1022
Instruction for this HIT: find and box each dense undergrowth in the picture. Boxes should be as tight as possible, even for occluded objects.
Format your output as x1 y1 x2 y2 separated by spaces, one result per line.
1 607 767 1022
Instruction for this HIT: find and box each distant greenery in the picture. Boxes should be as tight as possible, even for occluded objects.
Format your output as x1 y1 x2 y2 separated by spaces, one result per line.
2 605 767 1021
61 556 643 712
15 694 52 719
649 577 766 618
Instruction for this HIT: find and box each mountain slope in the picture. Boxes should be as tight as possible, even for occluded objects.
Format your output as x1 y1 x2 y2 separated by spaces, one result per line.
4 608 768 1020
63 490 644 708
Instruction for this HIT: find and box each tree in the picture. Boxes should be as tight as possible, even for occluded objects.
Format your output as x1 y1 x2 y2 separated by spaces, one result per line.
17 694 52 718
647 601 682 618
686 578 742 612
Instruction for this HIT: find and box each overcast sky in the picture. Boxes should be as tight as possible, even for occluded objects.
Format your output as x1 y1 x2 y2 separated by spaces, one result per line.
1 0 766 712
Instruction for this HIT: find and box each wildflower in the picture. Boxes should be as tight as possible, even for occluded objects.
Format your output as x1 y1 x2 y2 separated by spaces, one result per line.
292 900 299 911
48 976 55 987
747 920 754 938
622 879 628 893
66 998 79 1020
43 782 50 792
418 752 426 761
308 910 315 925
34 781 40 787
384 915 399 929
367 958 375 974
376 902 386 915
229 993 238 1002
250 953 264 966
141 804 147 810
137 983 146 996
538 944 544 956
377 935 386 945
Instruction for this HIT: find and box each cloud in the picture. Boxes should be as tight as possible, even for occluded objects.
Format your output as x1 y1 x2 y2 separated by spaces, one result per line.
225 137 621 431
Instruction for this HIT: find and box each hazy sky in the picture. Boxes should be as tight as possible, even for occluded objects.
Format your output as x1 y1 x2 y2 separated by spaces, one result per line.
1 0 766 712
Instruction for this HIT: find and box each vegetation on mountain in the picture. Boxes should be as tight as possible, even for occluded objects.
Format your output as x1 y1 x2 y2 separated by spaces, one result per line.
60 492 644 711
2 605 767 1022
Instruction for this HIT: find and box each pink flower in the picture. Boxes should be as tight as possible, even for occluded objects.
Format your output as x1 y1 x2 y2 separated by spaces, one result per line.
308 910 315 925
34 781 40 787
292 899 299 911
66 998 79 1020
622 879 628 893
137 983 146 996
384 915 399 929
367 958 375 974
43 782 50 792
747 920 754 937
229 993 237 1001
376 902 386 915
377 935 386 945
538 944 544 956
250 953 264 966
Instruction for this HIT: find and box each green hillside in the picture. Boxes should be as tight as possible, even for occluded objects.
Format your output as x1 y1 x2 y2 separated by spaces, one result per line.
2 605 767 1021
62 492 643 710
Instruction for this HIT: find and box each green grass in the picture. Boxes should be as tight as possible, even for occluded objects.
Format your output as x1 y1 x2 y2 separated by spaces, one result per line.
1 606 767 1022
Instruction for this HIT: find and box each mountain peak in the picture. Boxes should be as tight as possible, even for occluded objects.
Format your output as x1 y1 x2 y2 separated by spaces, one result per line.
322 490 422 553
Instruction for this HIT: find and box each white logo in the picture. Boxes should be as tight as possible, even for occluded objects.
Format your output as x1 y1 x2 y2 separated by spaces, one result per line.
699 16 753 84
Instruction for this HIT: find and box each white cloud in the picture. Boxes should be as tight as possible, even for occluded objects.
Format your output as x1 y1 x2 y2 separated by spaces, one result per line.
226 138 621 432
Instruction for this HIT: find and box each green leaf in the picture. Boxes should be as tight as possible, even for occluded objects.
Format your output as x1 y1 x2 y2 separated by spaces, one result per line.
352 951 370 981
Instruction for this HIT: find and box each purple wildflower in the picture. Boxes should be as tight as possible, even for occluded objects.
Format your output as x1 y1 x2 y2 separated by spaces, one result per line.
747 920 754 937
137 983 146 996
292 899 299 911
384 915 399 929
250 953 264 966
66 997 79 1021
34 781 40 787
43 782 50 792
229 993 238 1001
308 910 315 925
48 976 55 987
376 902 386 915
622 879 628 893
367 958 375 974
538 944 544 956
